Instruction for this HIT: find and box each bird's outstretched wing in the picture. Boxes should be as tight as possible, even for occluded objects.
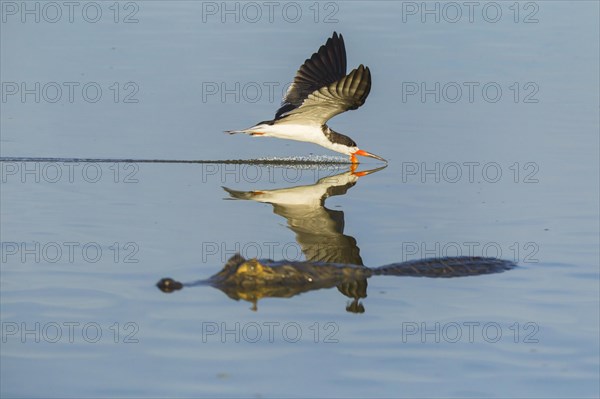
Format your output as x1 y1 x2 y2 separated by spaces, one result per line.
275 32 347 119
278 65 371 126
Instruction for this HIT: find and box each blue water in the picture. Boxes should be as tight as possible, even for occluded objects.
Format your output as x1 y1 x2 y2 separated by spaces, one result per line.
1 1 599 397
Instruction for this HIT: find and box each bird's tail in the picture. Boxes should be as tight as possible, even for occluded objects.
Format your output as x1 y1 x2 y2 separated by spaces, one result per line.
224 121 273 136
224 129 267 137
222 186 256 200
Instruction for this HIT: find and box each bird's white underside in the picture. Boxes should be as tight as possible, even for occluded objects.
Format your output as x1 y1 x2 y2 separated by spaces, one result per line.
243 123 359 156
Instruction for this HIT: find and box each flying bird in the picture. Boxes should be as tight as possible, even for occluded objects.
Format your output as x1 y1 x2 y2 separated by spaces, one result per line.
226 32 386 164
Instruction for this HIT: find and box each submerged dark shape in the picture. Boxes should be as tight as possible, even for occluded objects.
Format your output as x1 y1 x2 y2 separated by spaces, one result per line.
157 254 516 312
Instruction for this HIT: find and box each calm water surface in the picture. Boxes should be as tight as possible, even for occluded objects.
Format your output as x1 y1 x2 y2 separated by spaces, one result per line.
1 1 599 398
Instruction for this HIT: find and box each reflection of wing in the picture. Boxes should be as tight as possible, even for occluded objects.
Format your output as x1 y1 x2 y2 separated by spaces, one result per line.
223 167 383 266
272 203 362 265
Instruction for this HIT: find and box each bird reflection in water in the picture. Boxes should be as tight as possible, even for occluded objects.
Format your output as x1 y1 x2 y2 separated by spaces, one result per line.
157 165 515 313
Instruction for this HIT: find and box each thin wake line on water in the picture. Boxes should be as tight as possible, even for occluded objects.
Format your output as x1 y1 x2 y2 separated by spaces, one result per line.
0 155 352 166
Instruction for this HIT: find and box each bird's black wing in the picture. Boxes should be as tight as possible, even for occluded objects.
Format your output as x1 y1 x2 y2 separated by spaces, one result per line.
275 32 347 120
277 65 371 125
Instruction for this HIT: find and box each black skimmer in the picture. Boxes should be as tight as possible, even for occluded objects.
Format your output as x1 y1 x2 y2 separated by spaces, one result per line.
226 32 386 164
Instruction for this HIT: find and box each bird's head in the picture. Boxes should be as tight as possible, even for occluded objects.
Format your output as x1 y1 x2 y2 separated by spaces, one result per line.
325 128 387 163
